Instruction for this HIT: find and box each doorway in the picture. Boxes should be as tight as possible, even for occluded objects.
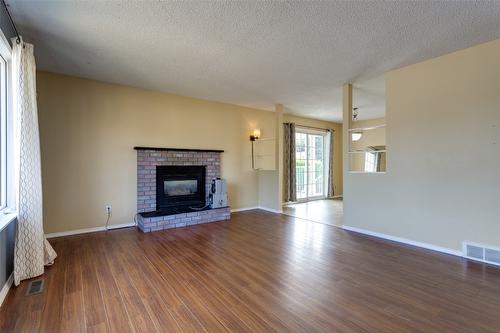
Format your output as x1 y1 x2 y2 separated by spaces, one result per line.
284 125 341 227
295 128 328 201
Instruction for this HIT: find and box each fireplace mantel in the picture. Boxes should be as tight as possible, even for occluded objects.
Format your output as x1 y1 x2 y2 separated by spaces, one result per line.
134 146 224 153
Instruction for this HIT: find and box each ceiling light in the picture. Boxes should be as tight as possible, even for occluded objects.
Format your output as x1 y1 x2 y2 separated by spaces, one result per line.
351 132 362 141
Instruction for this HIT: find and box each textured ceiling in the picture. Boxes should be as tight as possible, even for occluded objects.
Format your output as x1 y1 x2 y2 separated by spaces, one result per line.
7 1 500 122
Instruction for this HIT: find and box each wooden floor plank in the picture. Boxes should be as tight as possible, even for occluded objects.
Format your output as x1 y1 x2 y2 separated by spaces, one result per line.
149 235 268 332
109 233 182 333
2 210 500 332
152 229 327 332
80 237 109 332
141 239 229 332
61 238 85 333
103 236 159 333
92 235 136 333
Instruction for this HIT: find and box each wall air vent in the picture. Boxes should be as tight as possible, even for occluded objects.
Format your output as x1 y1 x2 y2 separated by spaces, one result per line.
463 242 500 267
485 248 500 264
466 244 483 259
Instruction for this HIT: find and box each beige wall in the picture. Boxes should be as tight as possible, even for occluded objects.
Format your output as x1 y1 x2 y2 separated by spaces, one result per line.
344 38 500 251
37 71 277 233
283 114 343 196
257 170 280 210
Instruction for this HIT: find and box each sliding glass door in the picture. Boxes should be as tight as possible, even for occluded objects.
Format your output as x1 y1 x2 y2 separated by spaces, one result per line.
295 129 327 201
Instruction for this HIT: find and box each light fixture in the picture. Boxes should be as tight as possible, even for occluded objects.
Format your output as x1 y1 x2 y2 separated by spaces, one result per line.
351 132 362 141
250 129 261 141
250 129 261 169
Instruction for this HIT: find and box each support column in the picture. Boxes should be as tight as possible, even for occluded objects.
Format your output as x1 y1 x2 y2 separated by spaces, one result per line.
343 83 353 156
276 104 284 212
342 84 352 225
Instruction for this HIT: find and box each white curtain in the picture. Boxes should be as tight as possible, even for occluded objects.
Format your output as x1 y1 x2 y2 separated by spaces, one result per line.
12 39 56 286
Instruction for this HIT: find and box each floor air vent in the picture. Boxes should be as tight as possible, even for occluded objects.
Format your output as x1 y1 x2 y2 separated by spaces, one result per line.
26 279 44 296
463 242 500 266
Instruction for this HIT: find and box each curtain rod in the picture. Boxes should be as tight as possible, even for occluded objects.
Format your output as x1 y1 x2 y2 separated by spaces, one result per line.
294 124 334 132
1 0 21 44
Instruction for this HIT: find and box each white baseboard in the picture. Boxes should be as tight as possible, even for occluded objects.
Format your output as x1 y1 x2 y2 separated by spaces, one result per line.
230 207 258 213
231 206 282 214
257 206 282 214
46 222 136 239
0 273 13 308
341 225 462 257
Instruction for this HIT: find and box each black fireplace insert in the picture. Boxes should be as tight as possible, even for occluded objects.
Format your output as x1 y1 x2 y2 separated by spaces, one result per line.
156 165 206 211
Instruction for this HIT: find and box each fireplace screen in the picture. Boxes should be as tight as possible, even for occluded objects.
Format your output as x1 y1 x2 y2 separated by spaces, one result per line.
156 165 206 210
164 180 198 196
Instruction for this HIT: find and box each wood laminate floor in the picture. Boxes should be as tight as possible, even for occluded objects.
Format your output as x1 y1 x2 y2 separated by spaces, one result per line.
1 210 500 332
283 198 343 226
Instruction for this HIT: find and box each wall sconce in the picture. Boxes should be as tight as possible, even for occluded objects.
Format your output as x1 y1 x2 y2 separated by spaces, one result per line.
351 132 363 141
250 129 261 169
250 129 261 141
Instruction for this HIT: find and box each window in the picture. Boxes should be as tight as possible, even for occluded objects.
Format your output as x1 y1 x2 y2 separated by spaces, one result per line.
0 31 11 211
295 128 329 201
0 53 7 209
364 151 378 173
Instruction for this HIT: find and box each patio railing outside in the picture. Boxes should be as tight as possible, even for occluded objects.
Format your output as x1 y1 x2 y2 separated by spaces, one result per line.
296 165 323 199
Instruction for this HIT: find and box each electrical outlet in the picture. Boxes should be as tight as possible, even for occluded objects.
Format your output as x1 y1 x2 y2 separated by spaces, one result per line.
105 205 112 215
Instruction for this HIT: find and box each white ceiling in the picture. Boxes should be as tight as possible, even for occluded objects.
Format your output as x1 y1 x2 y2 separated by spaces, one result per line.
7 1 500 122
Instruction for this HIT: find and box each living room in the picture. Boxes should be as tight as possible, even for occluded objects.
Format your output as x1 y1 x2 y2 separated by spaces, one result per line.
1 1 500 332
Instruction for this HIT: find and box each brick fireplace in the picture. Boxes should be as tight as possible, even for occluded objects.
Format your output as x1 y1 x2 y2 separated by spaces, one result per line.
135 147 230 232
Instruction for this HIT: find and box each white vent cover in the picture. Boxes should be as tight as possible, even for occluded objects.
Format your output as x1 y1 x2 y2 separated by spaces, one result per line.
463 242 500 266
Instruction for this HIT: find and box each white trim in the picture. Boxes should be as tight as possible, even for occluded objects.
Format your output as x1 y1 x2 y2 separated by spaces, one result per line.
0 30 11 61
0 29 11 213
230 206 282 214
257 206 282 214
0 272 13 308
45 222 136 239
342 225 462 257
348 124 386 132
348 150 387 154
295 125 328 135
348 171 386 174
0 210 15 233
230 206 258 213
5 34 13 211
